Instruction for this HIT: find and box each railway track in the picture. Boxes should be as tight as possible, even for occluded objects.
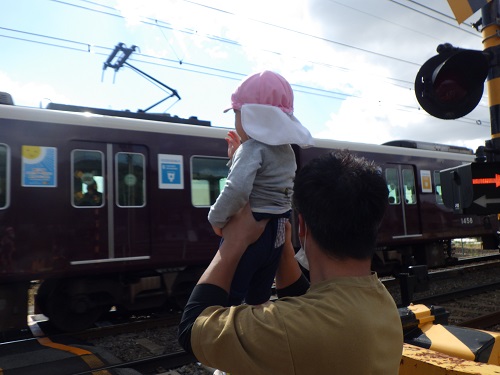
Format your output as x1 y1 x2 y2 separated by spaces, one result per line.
3 253 497 375
382 254 500 286
458 310 500 330
384 256 500 304
74 312 182 341
412 281 500 306
396 272 500 333
411 283 500 329
383 256 500 332
69 350 197 375
0 312 205 375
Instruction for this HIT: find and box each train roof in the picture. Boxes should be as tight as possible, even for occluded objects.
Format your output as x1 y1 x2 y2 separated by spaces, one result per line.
0 103 476 163
312 137 475 162
382 140 473 155
45 103 211 126
0 103 228 139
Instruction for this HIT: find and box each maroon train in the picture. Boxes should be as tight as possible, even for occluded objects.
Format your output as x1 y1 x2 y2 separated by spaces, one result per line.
0 99 497 332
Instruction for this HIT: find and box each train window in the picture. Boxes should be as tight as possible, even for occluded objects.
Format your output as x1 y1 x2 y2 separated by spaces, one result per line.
385 168 400 205
116 152 145 207
0 144 8 209
434 171 444 205
191 156 229 207
402 169 417 205
72 150 104 207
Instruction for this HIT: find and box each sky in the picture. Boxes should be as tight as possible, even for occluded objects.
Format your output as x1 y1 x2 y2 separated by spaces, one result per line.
0 0 494 152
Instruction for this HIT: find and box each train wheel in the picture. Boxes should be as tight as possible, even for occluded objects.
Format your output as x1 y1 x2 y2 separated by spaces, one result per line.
42 279 110 332
171 267 205 309
35 278 60 315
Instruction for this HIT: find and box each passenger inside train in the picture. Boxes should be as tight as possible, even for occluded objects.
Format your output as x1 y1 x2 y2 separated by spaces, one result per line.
76 180 103 206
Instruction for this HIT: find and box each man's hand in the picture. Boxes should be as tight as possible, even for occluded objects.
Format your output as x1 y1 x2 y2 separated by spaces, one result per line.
198 204 268 291
212 225 223 237
275 221 303 290
221 204 268 253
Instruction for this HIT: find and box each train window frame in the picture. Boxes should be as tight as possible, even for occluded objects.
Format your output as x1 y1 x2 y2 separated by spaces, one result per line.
115 152 146 208
433 170 444 205
402 169 417 205
190 155 229 208
0 144 10 210
71 149 105 208
385 168 401 205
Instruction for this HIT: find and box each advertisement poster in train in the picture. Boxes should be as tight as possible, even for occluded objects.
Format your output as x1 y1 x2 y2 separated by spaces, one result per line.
420 170 433 193
158 154 183 189
21 145 57 187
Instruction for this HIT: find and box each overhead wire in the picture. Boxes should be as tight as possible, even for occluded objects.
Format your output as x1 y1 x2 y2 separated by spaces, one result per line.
3 0 407 98
0 27 354 102
57 0 491 124
42 0 434 111
0 29 406 122
58 0 420 80
3 0 491 128
182 0 421 66
154 19 184 64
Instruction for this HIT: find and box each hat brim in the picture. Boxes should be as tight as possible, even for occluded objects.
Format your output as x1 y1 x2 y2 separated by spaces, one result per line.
241 104 314 148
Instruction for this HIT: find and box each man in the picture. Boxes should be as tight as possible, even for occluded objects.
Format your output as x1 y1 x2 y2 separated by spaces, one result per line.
178 151 403 374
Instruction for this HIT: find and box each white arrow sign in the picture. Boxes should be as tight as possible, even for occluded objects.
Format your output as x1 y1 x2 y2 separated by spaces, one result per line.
473 195 500 207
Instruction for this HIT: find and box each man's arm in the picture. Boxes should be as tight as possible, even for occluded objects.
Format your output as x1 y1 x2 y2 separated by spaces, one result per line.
178 204 268 354
275 222 310 298
200 203 269 290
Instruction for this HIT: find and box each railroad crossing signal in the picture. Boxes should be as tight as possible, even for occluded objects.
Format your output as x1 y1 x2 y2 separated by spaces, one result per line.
441 162 500 214
472 174 500 188
417 0 500 214
415 0 500 160
414 43 489 120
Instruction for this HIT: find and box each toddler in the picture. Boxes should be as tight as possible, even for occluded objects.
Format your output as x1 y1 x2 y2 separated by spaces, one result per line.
208 70 314 305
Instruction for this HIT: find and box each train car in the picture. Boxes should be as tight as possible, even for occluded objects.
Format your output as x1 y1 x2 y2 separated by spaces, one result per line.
299 139 498 274
0 99 497 332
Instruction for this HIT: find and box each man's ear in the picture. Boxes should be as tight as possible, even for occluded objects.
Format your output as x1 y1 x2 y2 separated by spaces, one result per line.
298 214 306 237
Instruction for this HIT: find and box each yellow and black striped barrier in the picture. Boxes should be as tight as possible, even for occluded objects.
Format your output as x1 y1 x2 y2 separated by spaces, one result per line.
400 343 500 374
399 304 500 373
447 0 492 24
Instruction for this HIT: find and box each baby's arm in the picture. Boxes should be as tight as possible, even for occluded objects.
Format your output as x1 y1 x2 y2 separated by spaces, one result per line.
208 142 261 233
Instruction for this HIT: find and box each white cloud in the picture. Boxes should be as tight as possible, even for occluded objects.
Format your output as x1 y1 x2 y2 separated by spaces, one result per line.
0 72 69 108
1 0 493 151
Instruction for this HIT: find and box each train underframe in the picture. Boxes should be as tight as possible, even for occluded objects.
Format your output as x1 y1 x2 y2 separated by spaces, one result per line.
0 266 205 333
374 233 499 277
1 235 499 333
373 241 453 277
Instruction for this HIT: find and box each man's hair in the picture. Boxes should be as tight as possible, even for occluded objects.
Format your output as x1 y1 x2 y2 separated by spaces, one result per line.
293 150 388 260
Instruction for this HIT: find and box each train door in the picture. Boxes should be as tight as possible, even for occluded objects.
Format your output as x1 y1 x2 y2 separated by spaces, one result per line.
68 142 150 265
384 164 422 239
112 144 149 259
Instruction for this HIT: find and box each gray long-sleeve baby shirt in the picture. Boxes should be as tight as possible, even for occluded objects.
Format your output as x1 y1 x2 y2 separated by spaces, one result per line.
208 139 296 229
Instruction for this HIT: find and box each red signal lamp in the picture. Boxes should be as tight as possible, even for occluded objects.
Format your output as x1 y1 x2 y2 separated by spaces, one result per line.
415 44 489 120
